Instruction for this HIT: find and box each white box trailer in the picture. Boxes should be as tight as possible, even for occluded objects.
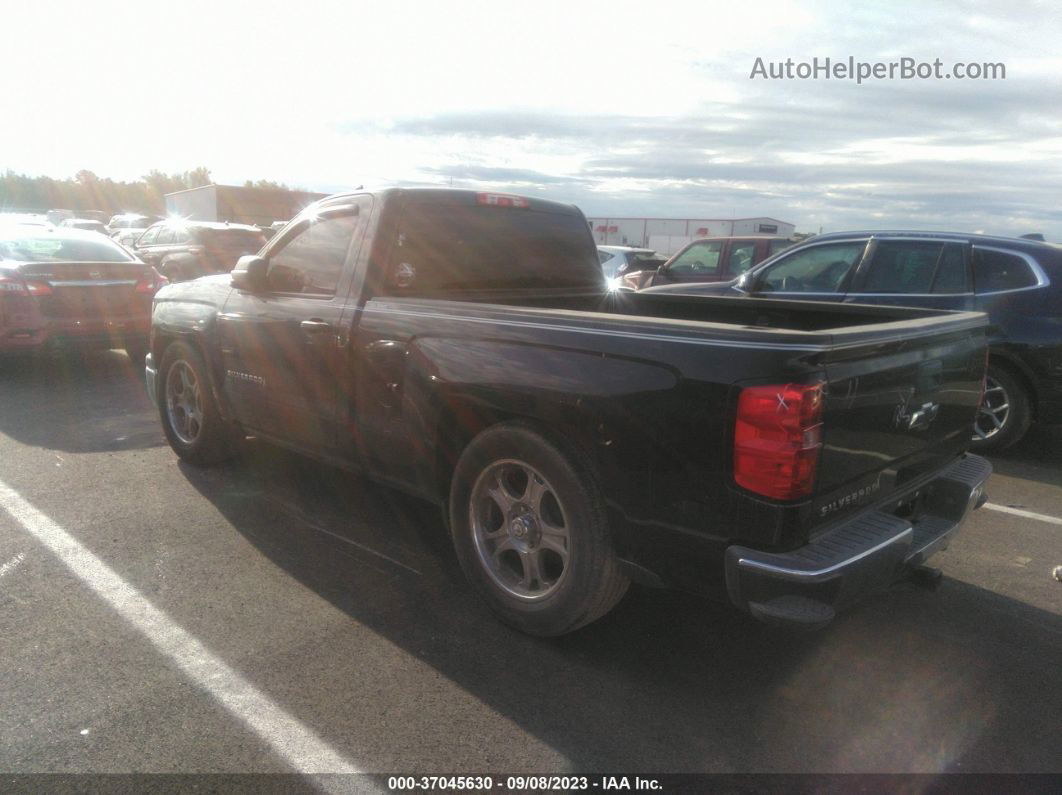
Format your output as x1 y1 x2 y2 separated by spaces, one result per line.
588 216 796 255
165 184 329 226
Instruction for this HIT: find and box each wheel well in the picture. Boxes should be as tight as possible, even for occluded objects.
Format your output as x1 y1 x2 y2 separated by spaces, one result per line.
153 333 233 422
433 401 597 512
989 354 1037 420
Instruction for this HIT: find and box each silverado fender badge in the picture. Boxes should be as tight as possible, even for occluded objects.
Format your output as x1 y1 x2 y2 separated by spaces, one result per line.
226 369 265 387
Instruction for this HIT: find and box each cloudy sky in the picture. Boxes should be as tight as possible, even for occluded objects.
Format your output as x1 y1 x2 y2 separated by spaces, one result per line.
3 0 1061 236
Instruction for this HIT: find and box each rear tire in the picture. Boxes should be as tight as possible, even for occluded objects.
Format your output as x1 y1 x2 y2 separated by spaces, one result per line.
972 363 1030 453
449 422 629 636
158 341 237 465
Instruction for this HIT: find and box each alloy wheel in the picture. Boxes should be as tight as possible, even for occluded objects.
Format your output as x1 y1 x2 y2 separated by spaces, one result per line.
165 360 204 445
469 459 571 601
974 375 1010 441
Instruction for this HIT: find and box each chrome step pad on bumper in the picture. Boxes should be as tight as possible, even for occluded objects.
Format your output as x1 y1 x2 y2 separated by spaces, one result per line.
725 454 992 627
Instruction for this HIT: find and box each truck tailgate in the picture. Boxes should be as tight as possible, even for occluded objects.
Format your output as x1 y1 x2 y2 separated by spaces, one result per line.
811 311 987 529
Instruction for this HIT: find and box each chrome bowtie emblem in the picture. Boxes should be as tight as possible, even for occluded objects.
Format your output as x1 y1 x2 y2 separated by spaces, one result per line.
895 399 940 431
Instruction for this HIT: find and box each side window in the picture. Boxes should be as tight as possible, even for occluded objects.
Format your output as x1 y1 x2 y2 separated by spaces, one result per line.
931 244 969 294
973 248 1038 293
598 251 612 265
266 213 359 296
666 241 723 277
726 242 757 275
156 227 176 245
599 252 621 278
757 242 865 293
137 226 161 245
174 228 193 245
768 238 794 257
858 241 944 294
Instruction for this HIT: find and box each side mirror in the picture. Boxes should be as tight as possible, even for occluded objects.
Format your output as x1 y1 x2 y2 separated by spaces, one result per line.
231 255 268 291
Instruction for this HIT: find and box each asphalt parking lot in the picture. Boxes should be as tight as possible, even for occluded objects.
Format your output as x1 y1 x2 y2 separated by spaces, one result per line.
1 351 1060 776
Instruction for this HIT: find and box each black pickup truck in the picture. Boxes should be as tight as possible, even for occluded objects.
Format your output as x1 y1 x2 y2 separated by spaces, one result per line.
145 188 992 636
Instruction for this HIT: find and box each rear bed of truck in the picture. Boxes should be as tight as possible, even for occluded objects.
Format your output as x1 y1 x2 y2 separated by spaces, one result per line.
377 291 990 625
617 294 993 626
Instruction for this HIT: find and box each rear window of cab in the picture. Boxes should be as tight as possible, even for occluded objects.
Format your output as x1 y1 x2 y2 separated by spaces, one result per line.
384 204 602 293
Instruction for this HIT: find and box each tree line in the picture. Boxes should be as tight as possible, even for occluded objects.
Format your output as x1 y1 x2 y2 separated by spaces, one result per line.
0 168 292 216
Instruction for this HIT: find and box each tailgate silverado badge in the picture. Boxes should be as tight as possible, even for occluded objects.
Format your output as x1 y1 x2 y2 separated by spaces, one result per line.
819 478 882 517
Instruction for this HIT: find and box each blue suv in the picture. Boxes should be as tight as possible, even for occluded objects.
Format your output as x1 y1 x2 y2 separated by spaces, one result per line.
644 230 1062 451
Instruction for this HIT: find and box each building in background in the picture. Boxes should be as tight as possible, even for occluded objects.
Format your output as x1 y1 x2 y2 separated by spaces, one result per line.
587 216 797 256
165 184 329 227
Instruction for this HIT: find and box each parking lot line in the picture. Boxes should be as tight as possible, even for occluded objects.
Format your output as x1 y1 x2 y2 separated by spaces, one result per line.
984 502 1062 526
0 478 361 775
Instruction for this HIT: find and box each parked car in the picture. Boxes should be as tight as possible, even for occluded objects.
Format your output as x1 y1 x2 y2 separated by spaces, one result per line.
145 189 990 636
597 245 666 286
644 230 1062 451
111 227 145 251
60 218 109 235
134 220 267 282
620 235 795 290
108 213 162 231
45 209 75 226
0 213 51 228
0 224 166 362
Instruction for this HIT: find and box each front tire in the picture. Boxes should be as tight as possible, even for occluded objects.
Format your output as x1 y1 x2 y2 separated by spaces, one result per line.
158 341 237 465
449 422 629 636
972 363 1031 452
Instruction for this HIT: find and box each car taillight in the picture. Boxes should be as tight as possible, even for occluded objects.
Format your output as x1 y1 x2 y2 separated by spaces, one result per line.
135 268 169 294
476 192 530 208
0 275 28 295
24 280 52 296
734 381 825 500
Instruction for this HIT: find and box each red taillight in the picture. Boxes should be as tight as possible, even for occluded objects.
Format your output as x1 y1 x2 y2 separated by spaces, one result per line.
476 192 530 209
24 280 52 296
135 268 169 294
0 275 28 295
734 381 825 500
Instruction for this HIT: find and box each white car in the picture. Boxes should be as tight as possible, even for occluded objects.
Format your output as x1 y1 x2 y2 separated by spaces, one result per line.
60 218 109 235
111 227 146 251
597 245 665 286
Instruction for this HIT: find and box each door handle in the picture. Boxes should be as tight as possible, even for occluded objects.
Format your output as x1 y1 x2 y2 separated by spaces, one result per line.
300 319 332 334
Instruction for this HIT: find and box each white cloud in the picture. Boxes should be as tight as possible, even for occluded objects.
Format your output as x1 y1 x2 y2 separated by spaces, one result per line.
3 0 1061 237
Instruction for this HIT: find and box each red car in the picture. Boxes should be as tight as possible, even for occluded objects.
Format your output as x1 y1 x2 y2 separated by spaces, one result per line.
0 223 166 363
620 235 795 289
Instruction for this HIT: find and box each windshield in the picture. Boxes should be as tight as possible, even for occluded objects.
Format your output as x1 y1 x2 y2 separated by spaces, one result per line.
0 229 136 263
387 204 602 293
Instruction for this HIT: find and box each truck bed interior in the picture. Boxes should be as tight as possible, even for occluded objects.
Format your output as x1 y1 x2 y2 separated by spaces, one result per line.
437 289 956 333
